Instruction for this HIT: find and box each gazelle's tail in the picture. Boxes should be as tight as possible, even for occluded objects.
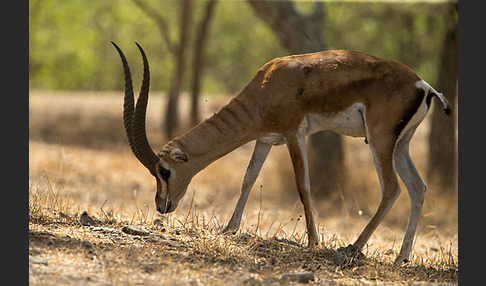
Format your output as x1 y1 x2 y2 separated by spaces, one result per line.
419 80 451 115
428 89 451 115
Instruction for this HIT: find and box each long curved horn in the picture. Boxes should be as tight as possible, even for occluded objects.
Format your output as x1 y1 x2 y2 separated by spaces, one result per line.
132 42 159 174
112 42 159 175
111 42 137 156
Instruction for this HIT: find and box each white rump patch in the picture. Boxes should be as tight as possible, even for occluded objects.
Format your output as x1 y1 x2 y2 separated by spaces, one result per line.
415 79 435 95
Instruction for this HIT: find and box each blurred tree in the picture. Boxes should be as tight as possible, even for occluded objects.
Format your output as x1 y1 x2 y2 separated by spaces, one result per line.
133 0 192 138
427 2 458 192
28 1 446 93
247 0 347 199
190 0 217 126
133 0 217 136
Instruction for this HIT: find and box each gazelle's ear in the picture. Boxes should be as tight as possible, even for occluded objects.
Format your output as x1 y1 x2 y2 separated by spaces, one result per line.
170 148 188 162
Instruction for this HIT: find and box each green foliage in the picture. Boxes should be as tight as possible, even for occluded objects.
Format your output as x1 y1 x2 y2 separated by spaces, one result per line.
29 0 450 93
29 0 160 91
204 1 287 93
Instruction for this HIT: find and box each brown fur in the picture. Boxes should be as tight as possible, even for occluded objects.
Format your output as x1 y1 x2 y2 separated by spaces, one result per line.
165 50 422 163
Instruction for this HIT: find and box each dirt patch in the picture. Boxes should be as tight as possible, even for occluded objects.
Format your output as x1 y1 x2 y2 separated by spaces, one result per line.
29 209 457 285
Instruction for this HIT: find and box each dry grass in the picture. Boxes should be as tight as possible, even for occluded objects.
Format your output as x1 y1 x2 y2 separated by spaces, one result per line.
29 90 457 285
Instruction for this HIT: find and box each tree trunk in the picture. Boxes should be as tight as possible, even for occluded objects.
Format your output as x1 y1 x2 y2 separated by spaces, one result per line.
190 0 217 127
165 0 192 138
427 2 458 192
248 0 325 54
247 0 346 199
133 0 193 138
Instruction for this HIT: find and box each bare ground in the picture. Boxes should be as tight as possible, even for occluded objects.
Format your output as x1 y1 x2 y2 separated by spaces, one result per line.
29 206 457 286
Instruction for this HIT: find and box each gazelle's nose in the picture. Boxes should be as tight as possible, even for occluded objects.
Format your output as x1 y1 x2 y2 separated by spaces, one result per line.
156 200 172 214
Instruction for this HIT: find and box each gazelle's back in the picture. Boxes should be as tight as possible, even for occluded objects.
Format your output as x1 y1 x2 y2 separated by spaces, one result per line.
243 50 421 133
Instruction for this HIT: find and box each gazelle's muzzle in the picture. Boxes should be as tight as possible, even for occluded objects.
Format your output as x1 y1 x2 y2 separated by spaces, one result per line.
155 195 177 214
155 177 178 214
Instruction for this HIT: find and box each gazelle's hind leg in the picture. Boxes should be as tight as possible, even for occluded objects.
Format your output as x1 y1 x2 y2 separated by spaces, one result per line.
393 126 426 263
352 131 401 251
222 139 272 233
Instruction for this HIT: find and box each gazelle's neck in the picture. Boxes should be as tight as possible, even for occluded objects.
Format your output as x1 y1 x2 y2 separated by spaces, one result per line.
165 90 264 175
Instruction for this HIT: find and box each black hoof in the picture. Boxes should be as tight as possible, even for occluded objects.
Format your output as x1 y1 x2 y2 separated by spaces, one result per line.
337 244 364 259
333 244 365 266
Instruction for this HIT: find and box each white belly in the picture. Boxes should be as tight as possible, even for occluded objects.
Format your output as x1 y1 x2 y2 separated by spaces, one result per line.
259 103 366 145
259 132 286 145
306 102 367 137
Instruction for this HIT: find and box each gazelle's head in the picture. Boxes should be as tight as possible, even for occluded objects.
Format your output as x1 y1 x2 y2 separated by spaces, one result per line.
112 42 190 214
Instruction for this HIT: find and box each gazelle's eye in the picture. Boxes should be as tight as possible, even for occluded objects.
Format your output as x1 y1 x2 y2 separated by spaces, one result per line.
160 169 171 181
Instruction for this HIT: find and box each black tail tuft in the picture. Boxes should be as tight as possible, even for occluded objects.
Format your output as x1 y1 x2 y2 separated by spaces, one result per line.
428 89 451 116
443 105 452 116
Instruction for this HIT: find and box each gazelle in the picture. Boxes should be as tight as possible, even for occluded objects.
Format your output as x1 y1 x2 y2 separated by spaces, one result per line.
112 42 450 263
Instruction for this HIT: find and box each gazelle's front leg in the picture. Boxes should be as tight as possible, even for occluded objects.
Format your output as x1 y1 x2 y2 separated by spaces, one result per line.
285 129 318 247
222 139 272 233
